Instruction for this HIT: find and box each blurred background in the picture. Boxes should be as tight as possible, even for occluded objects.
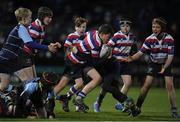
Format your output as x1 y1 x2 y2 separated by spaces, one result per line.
0 0 180 87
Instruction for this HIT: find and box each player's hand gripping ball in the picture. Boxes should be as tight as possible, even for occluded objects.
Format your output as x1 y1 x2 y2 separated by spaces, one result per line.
100 44 112 58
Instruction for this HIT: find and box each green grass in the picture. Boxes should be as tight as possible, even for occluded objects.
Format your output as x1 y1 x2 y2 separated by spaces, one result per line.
1 86 180 121
54 86 180 121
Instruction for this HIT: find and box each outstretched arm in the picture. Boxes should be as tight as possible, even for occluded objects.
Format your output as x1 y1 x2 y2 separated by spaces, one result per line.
18 24 61 53
128 51 144 62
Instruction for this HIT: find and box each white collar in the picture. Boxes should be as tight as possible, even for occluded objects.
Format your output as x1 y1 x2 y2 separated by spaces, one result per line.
35 19 43 26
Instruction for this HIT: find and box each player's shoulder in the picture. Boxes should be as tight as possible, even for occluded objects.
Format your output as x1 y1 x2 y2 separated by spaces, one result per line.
165 33 174 40
113 31 125 38
68 32 80 38
29 19 42 31
30 21 39 28
145 34 156 41
114 31 122 35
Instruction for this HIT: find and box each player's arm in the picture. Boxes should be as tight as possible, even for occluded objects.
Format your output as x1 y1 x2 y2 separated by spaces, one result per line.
160 37 175 73
63 35 74 56
128 51 143 62
128 39 150 62
160 42 174 74
130 36 138 55
18 25 59 53
163 55 173 69
159 55 173 74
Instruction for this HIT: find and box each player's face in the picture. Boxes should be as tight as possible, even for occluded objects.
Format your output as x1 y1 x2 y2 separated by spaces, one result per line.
152 23 161 35
22 14 32 26
120 24 130 34
43 16 52 25
100 33 111 44
75 22 87 35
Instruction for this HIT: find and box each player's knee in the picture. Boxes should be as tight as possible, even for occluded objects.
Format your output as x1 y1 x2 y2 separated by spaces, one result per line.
96 75 102 82
75 81 84 89
124 81 132 88
166 82 174 91
92 74 102 84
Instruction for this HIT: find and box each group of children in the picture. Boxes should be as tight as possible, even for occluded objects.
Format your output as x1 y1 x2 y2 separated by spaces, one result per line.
0 7 60 118
0 6 180 119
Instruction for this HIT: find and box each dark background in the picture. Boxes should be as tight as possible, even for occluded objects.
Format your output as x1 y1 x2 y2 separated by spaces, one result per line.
0 0 180 86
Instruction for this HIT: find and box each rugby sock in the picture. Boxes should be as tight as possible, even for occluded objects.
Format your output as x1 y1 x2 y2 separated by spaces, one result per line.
67 85 78 99
96 89 106 105
136 95 145 108
171 107 180 118
171 107 178 113
77 91 86 99
112 91 127 103
75 90 80 96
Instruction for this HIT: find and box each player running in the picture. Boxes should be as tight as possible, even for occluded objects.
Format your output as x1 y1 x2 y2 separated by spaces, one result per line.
93 18 137 113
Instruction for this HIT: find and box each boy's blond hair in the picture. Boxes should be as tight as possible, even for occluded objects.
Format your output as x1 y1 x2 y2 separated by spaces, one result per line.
14 7 32 22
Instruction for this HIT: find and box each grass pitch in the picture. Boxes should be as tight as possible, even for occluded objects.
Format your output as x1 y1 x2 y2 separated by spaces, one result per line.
1 86 180 121
53 86 180 121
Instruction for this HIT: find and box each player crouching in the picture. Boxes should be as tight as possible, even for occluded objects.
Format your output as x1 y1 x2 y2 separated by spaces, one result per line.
0 72 59 118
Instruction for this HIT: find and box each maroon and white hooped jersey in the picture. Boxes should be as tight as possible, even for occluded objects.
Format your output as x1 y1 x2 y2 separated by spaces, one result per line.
107 31 135 62
29 19 45 41
140 33 174 64
64 31 85 48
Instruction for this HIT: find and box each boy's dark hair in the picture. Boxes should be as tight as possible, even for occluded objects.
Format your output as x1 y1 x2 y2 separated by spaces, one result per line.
152 17 167 32
38 7 53 22
98 24 114 37
74 16 88 27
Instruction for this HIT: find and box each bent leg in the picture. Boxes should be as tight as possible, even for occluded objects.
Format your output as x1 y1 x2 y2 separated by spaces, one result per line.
53 76 70 95
121 75 132 95
81 68 102 94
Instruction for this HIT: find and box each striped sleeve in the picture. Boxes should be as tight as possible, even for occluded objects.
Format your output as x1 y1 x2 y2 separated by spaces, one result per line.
107 38 115 47
64 34 79 47
140 39 151 53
